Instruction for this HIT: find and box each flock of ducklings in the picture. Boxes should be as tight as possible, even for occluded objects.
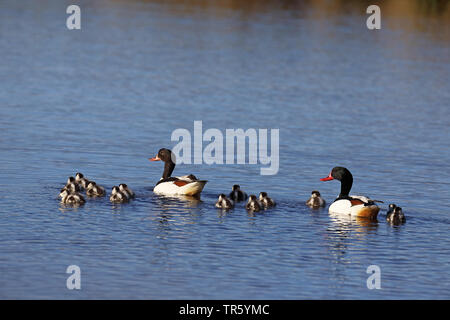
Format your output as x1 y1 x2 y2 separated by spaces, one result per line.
59 175 405 225
215 184 277 212
59 173 134 206
216 187 405 225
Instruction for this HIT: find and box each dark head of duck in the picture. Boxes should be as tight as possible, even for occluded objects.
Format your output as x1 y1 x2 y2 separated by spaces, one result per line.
321 166 353 199
149 148 176 179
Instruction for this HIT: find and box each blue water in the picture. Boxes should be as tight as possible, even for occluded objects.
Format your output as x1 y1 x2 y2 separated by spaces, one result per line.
1 0 449 299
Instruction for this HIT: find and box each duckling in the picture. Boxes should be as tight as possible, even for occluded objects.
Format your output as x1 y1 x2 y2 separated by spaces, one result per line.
215 194 234 209
86 181 105 197
78 178 90 190
119 184 135 199
75 173 90 190
306 190 326 208
387 205 406 225
75 172 84 181
229 184 248 202
60 189 85 205
61 182 80 194
246 195 261 212
259 192 276 208
109 186 128 203
386 203 396 216
67 176 77 185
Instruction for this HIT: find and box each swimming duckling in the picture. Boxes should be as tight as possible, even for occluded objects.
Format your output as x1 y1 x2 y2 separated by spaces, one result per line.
60 189 85 206
386 204 406 225
61 182 80 195
306 190 326 208
246 195 261 212
229 184 248 202
86 181 105 197
259 192 276 208
215 194 234 209
75 173 84 181
386 203 396 216
75 173 90 190
109 186 128 203
67 176 77 185
119 184 135 199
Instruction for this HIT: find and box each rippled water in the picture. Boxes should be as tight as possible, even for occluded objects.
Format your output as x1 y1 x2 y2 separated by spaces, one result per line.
1 0 449 299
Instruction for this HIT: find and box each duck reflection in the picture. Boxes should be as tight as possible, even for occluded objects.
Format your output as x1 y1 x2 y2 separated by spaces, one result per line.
323 213 379 287
329 212 379 232
154 194 202 209
147 194 204 239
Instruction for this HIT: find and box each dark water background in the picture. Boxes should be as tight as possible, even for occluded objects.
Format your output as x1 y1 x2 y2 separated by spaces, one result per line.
0 0 449 299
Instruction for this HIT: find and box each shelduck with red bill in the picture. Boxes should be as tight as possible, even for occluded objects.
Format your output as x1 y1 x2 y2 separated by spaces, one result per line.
149 148 207 196
320 167 380 219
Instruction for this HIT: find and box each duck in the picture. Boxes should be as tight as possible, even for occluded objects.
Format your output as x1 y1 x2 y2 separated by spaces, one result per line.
60 189 85 205
259 192 276 208
149 148 207 196
75 173 90 190
109 186 129 203
215 194 234 209
386 204 406 225
86 181 105 197
306 190 326 208
246 195 261 212
119 183 135 199
320 167 380 219
229 185 248 202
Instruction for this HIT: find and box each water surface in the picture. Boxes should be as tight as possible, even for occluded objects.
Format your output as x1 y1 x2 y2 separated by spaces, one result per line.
0 0 449 299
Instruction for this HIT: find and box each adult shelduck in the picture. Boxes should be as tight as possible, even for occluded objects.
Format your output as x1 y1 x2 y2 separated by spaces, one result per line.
320 167 380 219
149 148 207 196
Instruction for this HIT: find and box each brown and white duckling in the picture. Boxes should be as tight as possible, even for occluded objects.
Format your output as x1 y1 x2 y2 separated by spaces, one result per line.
119 184 135 199
75 173 90 190
259 192 276 208
215 194 234 209
67 176 77 185
386 204 406 225
60 182 80 197
86 181 105 197
229 184 248 202
109 186 129 203
60 189 85 206
306 190 326 208
246 195 261 212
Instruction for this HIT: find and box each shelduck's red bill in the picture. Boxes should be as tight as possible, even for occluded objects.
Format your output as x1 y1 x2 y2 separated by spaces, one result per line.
149 156 161 161
320 174 334 181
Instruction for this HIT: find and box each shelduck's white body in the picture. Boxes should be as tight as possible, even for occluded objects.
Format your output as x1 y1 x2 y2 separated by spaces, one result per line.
328 195 380 218
153 176 207 196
